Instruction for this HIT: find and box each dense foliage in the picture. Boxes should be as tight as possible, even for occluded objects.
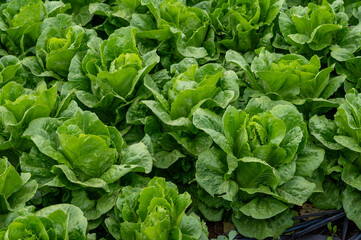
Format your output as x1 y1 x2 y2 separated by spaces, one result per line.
1 0 361 239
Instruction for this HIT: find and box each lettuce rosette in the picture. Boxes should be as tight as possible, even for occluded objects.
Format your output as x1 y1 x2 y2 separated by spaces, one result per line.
136 0 216 64
194 96 324 239
309 90 361 230
226 48 345 117
277 0 350 54
0 82 57 158
22 109 153 221
63 26 159 124
22 14 96 79
0 0 70 55
329 5 361 91
123 95 199 181
209 0 284 52
105 177 208 240
0 204 87 240
281 2 361 89
142 59 239 157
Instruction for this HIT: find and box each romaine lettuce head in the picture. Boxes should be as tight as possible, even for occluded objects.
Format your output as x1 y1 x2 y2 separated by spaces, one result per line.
105 177 208 240
0 0 70 55
0 204 87 240
309 90 361 231
310 90 361 187
137 0 216 63
210 0 284 52
278 0 347 53
226 48 344 117
226 48 342 101
23 109 152 184
194 96 324 239
22 109 152 220
143 61 239 129
63 26 159 124
310 90 361 153
0 82 57 153
34 14 96 77
142 61 239 156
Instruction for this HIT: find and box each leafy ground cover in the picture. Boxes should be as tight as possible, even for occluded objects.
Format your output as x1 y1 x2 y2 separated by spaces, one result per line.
1 0 361 239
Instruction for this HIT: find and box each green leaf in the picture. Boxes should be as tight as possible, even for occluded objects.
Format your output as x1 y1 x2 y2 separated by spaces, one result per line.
121 143 153 173
36 204 88 240
309 115 343 150
0 162 23 199
339 156 361 191
170 85 217 119
7 180 38 210
310 178 342 210
193 108 232 154
143 100 192 128
196 148 238 201
342 186 361 230
23 118 69 165
180 214 202 239
232 209 293 239
334 135 361 152
239 197 288 220
275 176 316 205
222 106 249 157
236 157 280 190
296 144 325 177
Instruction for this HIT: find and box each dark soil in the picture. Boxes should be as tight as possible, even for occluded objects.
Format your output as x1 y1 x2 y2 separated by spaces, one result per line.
207 221 224 239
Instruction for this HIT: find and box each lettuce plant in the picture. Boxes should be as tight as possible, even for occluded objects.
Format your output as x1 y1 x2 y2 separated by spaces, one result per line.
309 90 361 229
22 109 153 220
0 204 87 240
226 48 345 117
277 0 348 54
194 97 324 239
137 0 216 63
105 177 208 240
329 11 361 91
0 0 70 55
0 82 57 155
323 4 361 90
63 26 159 124
123 102 198 179
142 60 239 156
33 14 96 78
210 0 284 52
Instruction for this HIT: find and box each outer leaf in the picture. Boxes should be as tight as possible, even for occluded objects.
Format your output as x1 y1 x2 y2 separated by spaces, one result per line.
342 186 361 229
232 210 293 240
196 148 238 201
